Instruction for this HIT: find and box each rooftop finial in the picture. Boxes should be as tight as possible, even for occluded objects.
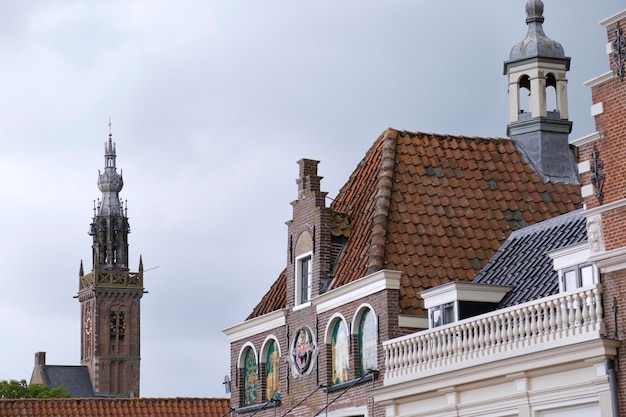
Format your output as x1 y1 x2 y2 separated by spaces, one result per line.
508 0 564 61
108 116 112 137
525 0 544 24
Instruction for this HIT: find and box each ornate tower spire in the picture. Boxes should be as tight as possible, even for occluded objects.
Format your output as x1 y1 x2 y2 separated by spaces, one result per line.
504 0 577 184
97 134 124 216
78 129 145 398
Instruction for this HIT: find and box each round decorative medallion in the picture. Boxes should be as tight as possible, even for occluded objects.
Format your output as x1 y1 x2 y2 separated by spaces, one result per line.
290 326 316 376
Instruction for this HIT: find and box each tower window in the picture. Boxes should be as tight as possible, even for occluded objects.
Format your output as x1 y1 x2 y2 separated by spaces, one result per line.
295 253 312 305
110 311 126 337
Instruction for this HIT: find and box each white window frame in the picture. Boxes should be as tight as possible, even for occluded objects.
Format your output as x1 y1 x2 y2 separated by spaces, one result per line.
560 263 598 292
295 252 312 307
429 302 456 328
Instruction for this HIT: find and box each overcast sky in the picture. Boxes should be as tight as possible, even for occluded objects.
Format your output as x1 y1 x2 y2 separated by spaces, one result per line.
0 1 621 398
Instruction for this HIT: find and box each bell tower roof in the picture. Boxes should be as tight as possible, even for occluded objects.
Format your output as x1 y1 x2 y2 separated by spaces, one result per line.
509 0 565 61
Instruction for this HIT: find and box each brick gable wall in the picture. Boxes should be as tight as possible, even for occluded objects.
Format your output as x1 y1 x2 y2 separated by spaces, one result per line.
581 12 626 416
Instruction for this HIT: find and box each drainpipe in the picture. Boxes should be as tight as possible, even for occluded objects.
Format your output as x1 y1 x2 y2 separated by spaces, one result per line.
605 358 620 417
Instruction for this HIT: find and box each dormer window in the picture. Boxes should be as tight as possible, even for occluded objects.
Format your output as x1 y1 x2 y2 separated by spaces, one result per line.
562 264 596 292
421 282 512 329
548 242 599 293
430 302 455 328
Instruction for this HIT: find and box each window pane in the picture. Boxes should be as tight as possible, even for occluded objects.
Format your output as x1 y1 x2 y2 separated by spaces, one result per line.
431 307 442 328
300 257 311 303
564 270 577 291
443 303 455 324
331 321 350 384
243 349 258 406
265 341 280 401
580 265 594 287
359 309 377 376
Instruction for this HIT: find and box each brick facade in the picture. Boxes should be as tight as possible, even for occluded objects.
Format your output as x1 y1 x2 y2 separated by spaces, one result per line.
227 161 405 417
578 9 626 417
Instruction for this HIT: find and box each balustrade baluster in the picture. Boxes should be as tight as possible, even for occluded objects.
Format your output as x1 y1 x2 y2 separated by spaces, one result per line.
582 289 590 330
494 315 502 352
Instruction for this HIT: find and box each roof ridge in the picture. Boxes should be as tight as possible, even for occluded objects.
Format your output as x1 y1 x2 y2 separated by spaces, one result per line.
398 130 511 143
507 208 584 238
366 129 398 274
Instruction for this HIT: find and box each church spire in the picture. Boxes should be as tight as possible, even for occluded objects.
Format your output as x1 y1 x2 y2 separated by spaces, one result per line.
504 0 577 184
79 128 145 397
97 133 124 216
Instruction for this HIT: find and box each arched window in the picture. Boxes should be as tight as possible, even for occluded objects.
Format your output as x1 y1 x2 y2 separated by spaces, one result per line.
546 73 558 113
243 348 258 406
519 74 531 114
358 309 377 376
265 340 280 401
331 320 350 384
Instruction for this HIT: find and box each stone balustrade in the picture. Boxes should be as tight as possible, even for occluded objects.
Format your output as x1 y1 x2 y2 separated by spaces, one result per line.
383 284 606 385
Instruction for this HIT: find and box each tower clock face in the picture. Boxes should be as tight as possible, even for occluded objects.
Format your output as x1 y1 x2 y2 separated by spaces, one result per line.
85 310 92 336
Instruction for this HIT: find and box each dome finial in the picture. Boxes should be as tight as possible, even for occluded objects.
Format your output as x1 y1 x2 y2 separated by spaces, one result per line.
508 0 565 61
526 0 544 24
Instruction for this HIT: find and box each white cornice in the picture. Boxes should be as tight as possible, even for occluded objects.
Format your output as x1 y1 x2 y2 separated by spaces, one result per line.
588 246 626 273
223 309 287 343
314 269 402 314
584 71 614 88
571 131 603 147
599 9 626 28
420 282 512 308
583 197 626 217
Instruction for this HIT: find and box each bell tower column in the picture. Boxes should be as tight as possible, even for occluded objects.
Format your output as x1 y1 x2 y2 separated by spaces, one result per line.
78 131 145 397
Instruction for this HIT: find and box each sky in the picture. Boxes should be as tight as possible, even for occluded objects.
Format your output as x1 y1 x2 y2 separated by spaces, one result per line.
0 0 621 398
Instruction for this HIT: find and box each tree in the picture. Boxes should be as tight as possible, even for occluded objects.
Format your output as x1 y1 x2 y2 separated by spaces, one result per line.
0 379 71 399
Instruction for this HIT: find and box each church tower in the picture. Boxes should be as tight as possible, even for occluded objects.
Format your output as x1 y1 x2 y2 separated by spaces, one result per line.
504 0 577 184
78 132 144 397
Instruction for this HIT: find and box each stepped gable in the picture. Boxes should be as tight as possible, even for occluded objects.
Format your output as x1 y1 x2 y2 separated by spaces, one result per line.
0 398 230 417
248 128 582 319
473 209 587 308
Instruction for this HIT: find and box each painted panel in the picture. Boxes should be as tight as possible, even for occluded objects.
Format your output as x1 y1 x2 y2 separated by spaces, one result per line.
332 320 350 384
359 309 377 376
265 341 280 400
243 349 258 406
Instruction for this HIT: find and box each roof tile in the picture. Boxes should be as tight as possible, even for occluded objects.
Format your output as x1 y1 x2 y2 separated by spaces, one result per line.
0 398 230 417
248 129 581 319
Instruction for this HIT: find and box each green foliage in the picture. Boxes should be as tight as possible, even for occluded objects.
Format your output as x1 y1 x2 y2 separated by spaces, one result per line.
0 379 71 399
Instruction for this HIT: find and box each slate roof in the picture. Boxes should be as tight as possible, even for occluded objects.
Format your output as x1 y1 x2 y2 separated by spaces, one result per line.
41 365 96 398
249 128 582 319
473 209 587 307
0 397 230 417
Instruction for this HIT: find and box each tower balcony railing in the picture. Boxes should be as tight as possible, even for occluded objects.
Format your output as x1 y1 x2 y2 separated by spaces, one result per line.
383 284 606 386
79 270 143 290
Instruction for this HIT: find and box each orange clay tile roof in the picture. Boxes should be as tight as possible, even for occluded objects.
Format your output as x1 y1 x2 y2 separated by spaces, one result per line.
248 268 286 319
0 397 230 417
248 128 582 318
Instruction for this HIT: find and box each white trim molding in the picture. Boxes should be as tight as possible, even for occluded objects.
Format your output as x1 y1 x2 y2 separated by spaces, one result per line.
314 269 401 314
571 131 602 148
584 71 613 88
599 9 626 28
223 309 288 343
